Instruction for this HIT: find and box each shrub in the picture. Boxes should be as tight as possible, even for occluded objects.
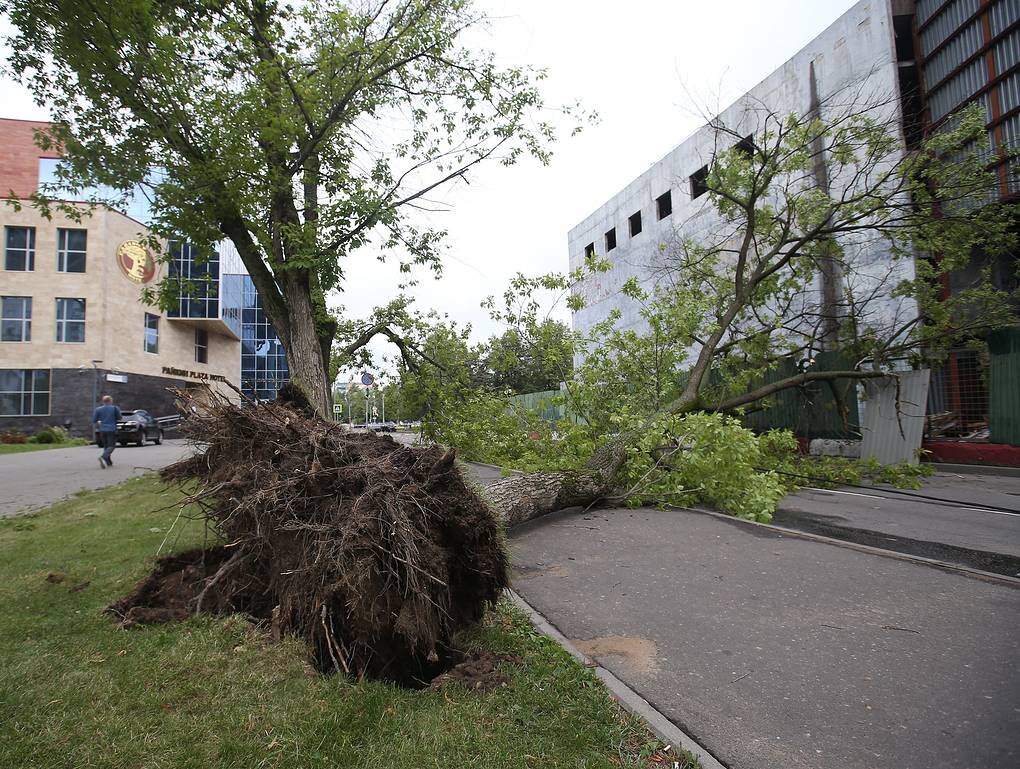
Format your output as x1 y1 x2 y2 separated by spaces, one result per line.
0 430 27 444
30 428 60 444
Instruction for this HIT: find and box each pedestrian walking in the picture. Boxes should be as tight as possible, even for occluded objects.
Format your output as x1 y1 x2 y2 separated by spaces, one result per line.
93 394 122 469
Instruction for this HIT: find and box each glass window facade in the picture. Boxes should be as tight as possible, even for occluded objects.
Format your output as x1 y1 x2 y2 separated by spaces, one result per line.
144 312 159 354
4 226 35 271
1 296 31 342
57 228 87 273
168 241 219 319
240 276 289 400
55 298 86 343
0 369 50 416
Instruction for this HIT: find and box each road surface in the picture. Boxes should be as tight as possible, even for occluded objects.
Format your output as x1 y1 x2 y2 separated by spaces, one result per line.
510 505 1020 769
0 440 192 518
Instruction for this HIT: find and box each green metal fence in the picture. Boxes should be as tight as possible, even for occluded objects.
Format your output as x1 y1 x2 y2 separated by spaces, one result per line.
989 326 1020 446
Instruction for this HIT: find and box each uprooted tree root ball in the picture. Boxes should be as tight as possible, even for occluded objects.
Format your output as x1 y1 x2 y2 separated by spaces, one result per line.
107 384 510 686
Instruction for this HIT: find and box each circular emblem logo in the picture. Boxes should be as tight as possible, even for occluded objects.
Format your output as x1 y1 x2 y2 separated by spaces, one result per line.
116 240 156 284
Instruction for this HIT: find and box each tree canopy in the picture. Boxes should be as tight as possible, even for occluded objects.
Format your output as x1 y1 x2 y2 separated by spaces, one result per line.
3 0 581 411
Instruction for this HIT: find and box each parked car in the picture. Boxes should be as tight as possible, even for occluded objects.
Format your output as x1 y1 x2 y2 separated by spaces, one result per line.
95 409 164 447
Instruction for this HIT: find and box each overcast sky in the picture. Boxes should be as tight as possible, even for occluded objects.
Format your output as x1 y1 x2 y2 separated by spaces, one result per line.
1 0 861 376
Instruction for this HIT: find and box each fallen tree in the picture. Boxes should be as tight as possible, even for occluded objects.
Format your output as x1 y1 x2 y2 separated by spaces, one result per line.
110 384 509 685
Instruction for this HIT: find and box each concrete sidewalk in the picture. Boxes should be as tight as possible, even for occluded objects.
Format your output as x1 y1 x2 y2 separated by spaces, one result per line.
775 471 1020 576
510 505 1020 769
0 439 192 517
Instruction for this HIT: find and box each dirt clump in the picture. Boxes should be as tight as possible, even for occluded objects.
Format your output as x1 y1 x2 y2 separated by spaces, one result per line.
429 650 521 693
108 386 510 686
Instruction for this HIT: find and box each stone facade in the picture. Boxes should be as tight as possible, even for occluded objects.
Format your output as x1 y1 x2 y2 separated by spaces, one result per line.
1 120 242 437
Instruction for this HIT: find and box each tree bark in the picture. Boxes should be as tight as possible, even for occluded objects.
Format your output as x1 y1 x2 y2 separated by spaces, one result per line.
280 271 333 416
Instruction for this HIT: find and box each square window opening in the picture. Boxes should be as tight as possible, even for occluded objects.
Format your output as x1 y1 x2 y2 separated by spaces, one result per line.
584 242 595 259
690 165 709 199
4 227 36 272
656 191 672 220
735 135 755 156
628 211 642 237
55 298 86 343
605 227 617 251
57 228 87 273
1 296 32 342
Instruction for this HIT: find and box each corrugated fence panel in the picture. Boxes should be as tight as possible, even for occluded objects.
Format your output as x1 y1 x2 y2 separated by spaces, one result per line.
989 326 1020 445
509 389 566 423
739 351 862 439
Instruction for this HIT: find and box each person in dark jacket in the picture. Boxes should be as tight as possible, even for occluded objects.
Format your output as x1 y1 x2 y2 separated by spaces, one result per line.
93 395 122 468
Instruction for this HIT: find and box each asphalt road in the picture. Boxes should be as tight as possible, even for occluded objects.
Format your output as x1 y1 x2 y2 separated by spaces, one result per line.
510 505 1020 769
0 439 192 517
775 471 1020 576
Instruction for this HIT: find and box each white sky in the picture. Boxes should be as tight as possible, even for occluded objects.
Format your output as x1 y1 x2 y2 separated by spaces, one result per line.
1 0 861 376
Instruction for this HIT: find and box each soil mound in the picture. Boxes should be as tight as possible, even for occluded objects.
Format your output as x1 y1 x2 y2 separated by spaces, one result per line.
109 390 510 686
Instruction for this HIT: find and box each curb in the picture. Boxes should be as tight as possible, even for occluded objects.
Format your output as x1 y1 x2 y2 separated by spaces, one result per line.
506 589 727 769
931 462 1020 478
683 506 1020 589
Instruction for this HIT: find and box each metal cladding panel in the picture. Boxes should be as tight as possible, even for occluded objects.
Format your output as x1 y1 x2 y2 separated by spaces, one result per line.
920 0 981 56
990 0 1020 36
989 326 1020 445
860 369 931 465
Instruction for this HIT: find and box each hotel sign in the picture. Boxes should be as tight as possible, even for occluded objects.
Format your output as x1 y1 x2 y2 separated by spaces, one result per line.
162 365 227 383
117 240 156 284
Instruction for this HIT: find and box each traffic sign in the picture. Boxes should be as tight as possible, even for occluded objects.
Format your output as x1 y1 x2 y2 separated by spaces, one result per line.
361 372 375 386
332 403 342 414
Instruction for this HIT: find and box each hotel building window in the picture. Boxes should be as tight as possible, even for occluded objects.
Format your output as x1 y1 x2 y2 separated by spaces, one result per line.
0 369 50 416
194 328 208 363
55 298 86 343
144 312 159 354
4 226 35 271
1 296 32 342
57 228 87 273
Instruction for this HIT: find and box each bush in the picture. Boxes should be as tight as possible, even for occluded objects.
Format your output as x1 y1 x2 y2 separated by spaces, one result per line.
0 430 27 444
30 428 60 444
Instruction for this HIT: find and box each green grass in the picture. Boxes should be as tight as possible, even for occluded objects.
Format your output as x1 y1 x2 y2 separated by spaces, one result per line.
0 476 698 769
0 439 89 455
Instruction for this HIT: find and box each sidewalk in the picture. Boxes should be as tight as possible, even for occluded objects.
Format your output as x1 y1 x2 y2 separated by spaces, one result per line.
509 505 1020 769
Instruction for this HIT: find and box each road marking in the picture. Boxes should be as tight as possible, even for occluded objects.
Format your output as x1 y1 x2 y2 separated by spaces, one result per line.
802 487 1020 518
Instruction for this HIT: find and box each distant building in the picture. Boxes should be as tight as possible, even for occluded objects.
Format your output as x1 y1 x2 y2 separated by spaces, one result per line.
0 118 288 436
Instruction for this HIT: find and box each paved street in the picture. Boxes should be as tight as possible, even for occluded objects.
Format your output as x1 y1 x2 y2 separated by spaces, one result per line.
0 439 192 518
510 505 1020 769
775 471 1020 576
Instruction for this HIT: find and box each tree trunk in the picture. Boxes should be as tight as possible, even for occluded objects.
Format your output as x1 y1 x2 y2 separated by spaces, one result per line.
482 439 628 526
280 272 332 416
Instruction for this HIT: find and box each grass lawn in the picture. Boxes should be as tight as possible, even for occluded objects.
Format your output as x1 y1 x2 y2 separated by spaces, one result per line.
0 475 698 769
0 439 89 455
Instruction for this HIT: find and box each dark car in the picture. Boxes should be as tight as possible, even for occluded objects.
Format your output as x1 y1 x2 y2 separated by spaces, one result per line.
94 409 164 447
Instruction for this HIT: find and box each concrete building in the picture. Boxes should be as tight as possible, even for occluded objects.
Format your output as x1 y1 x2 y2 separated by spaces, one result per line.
568 0 922 347
566 0 1020 454
0 118 288 436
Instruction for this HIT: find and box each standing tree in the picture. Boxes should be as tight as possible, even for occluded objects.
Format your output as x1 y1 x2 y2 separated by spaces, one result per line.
2 0 579 412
